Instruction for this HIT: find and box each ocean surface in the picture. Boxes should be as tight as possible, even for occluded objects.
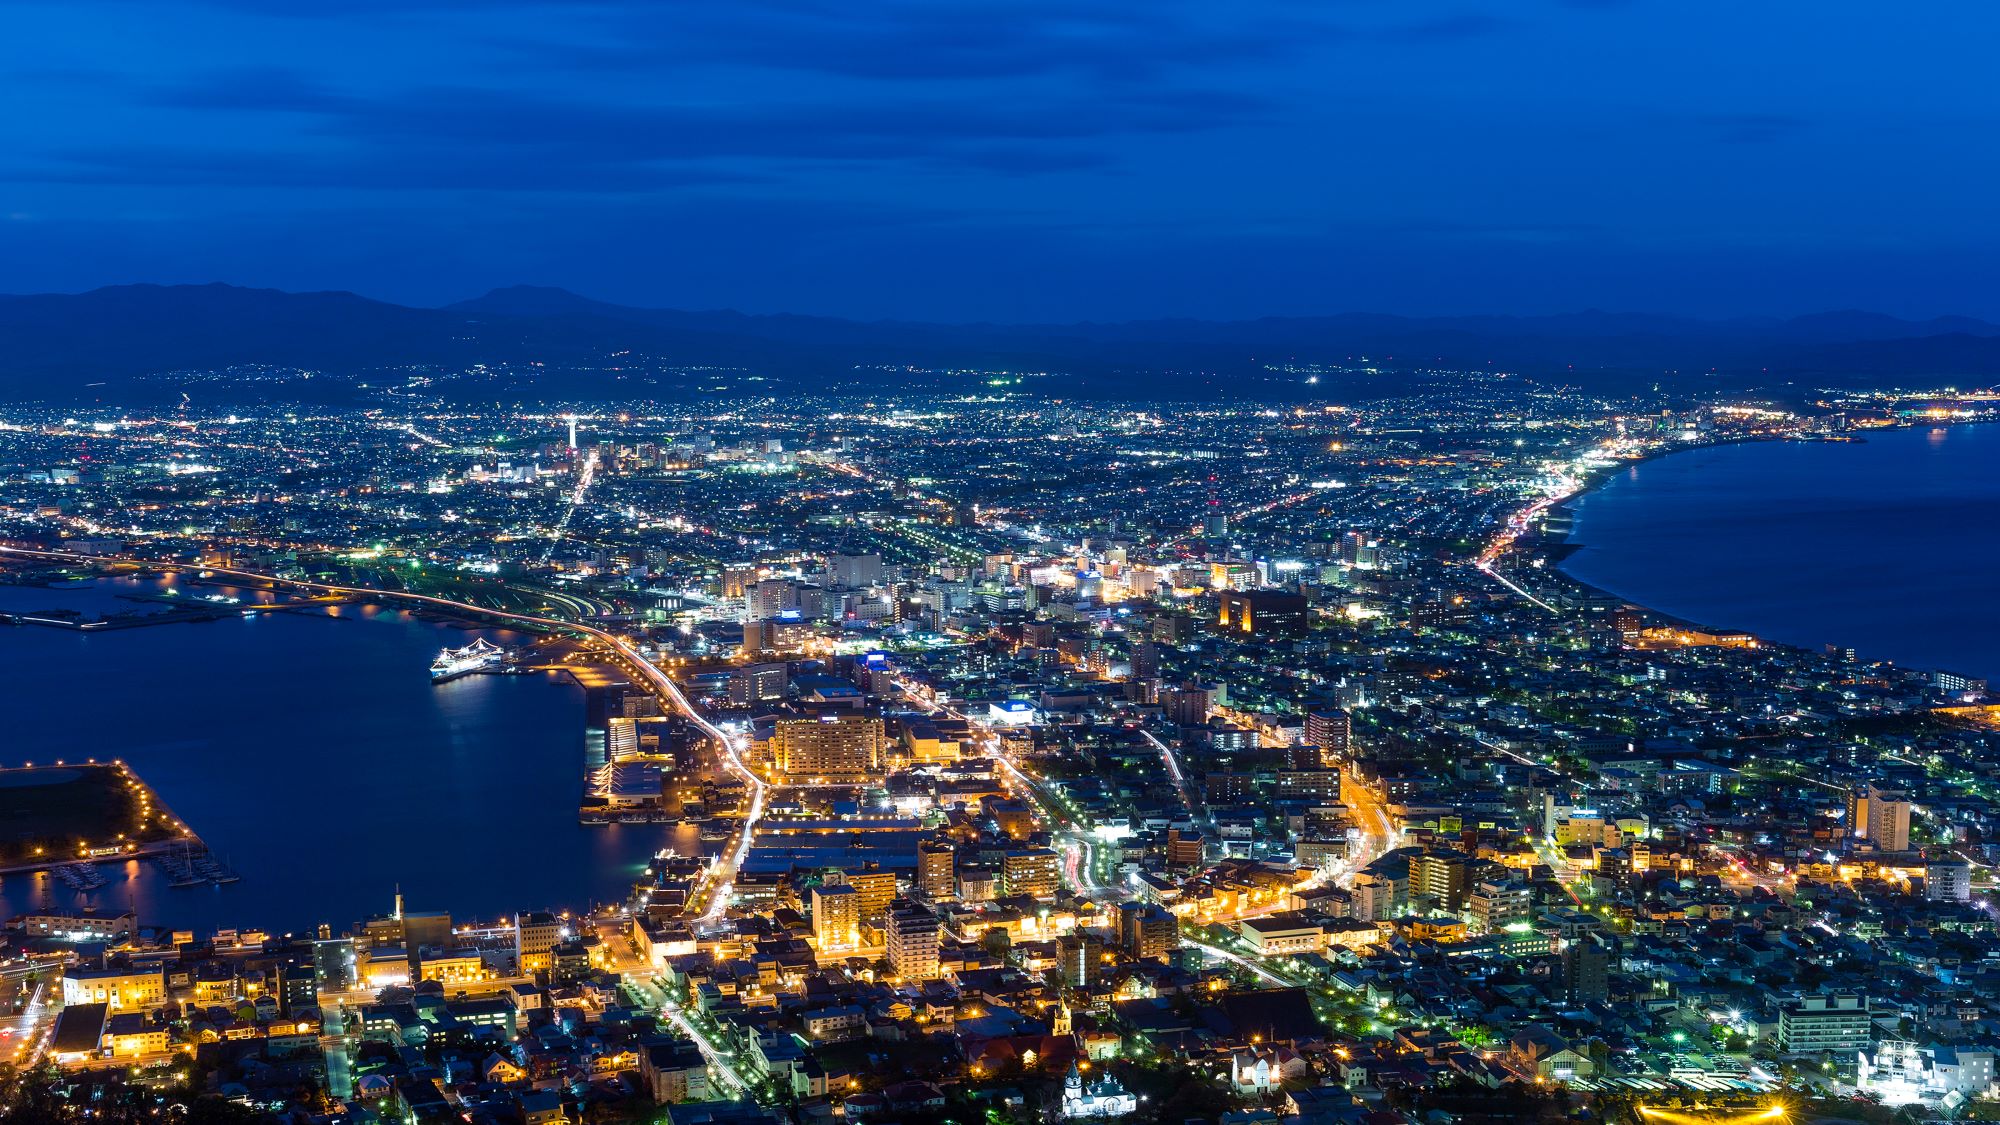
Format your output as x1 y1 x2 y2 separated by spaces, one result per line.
1562 421 2000 682
0 574 690 936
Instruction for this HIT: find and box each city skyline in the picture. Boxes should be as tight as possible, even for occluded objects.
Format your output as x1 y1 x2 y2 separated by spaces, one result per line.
5 3 2000 1123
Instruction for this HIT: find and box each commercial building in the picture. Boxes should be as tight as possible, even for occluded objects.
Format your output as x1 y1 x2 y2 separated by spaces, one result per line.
1858 1040 1998 1108
1216 590 1309 637
767 713 888 783
62 966 165 1012
515 911 562 978
8 910 136 943
313 938 358 991
1238 913 1327 957
1466 879 1532 933
1000 848 1060 900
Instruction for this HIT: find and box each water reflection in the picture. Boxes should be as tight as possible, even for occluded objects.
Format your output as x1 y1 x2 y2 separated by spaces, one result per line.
0 575 683 935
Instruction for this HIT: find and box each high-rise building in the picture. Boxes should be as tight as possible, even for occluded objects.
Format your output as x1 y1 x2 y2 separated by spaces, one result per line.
1558 933 1610 1002
1410 848 1472 912
1339 531 1370 566
1849 783 1912 852
885 900 940 981
811 884 862 953
1058 932 1107 986
839 869 898 922
747 578 799 623
272 950 319 1014
828 553 885 590
1304 710 1352 761
1001 848 1060 900
917 839 957 900
1116 902 1179 962
1129 640 1160 681
1165 829 1205 871
767 713 887 782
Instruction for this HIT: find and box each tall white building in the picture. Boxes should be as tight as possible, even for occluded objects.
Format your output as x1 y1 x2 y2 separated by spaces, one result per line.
1849 784 1912 852
885 902 940 981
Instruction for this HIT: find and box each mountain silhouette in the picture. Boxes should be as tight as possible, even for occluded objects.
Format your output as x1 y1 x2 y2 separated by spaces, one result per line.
2 282 1997 400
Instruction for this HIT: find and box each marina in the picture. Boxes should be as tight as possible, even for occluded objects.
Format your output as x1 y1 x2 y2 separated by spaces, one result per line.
151 846 241 889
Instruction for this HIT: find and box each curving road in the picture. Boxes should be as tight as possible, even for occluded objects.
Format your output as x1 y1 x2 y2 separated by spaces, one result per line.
0 546 767 923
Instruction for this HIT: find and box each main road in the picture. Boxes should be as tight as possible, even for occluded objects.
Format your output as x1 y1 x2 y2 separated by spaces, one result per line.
0 546 768 923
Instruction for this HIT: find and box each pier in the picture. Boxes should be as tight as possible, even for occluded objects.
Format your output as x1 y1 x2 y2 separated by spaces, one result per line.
0 591 356 632
0 760 206 879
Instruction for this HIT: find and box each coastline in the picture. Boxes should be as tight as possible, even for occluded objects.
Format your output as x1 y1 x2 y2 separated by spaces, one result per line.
0 564 629 933
1540 438 1762 632
1535 419 1999 672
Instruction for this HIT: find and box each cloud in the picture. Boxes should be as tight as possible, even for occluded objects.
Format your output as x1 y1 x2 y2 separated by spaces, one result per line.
63 60 1275 193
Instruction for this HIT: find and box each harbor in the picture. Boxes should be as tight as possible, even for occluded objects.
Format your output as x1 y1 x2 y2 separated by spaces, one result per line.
429 636 520 682
0 760 204 880
0 572 661 933
150 845 241 888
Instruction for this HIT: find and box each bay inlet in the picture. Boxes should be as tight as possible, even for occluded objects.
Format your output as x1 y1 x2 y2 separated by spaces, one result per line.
0 573 684 935
1560 422 2000 683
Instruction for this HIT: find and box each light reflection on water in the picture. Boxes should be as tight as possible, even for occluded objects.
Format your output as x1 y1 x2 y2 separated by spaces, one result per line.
0 574 708 936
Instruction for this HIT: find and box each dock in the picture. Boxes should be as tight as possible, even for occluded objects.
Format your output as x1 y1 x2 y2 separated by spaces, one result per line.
0 593 356 632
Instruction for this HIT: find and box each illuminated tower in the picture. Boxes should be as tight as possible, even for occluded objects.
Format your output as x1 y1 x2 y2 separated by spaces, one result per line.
566 414 578 450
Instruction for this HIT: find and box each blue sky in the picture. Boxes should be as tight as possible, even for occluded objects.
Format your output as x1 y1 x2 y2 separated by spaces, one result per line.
1 1 1996 320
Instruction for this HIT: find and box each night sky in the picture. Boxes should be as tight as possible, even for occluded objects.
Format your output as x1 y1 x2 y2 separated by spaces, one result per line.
2 1 1994 321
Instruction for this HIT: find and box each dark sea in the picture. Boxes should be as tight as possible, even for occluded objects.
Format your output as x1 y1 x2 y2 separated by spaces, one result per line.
0 574 692 937
1561 421 2000 682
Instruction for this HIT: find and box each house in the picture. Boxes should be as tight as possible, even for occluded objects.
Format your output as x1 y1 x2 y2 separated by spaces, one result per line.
518 1089 569 1125
1230 1046 1310 1094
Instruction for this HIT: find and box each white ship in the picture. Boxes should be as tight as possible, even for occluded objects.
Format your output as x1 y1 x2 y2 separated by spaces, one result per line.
430 637 508 682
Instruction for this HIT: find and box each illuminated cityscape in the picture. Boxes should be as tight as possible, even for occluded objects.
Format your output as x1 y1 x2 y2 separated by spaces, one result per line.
7 2 2000 1123
0 379 1996 1125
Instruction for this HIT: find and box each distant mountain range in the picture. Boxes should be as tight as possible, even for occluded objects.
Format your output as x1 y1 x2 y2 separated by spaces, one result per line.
3 282 2000 401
